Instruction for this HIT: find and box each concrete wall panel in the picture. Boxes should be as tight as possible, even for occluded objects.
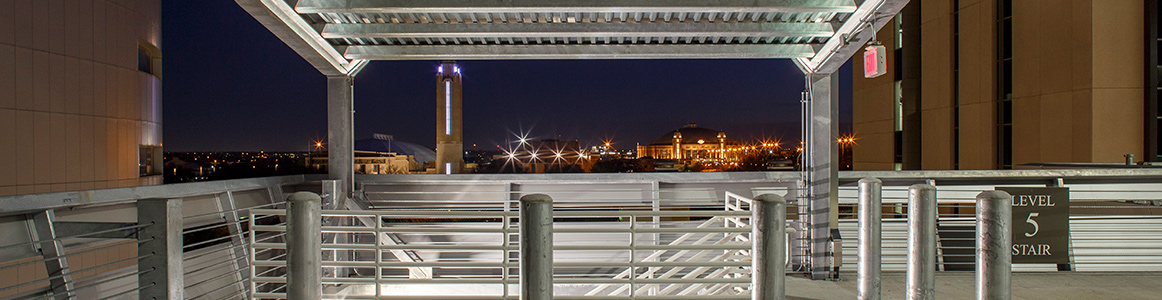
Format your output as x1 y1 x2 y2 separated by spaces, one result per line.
15 111 34 186
0 109 14 191
1091 0 1144 89
0 44 12 109
13 47 32 111
1039 92 1074 163
1011 95 1041 166
1091 89 1144 162
0 0 12 45
1070 90 1093 161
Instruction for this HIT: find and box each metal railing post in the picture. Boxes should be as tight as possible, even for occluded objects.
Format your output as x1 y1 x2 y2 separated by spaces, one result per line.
520 194 553 300
858 178 883 300
976 191 1012 300
286 192 322 299
752 194 786 300
32 210 74 300
906 184 936 300
138 198 183 300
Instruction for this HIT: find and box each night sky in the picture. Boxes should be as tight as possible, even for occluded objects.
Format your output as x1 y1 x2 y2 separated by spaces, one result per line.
162 2 852 152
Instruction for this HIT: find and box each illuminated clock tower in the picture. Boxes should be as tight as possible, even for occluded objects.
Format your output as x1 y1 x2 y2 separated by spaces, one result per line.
435 61 464 174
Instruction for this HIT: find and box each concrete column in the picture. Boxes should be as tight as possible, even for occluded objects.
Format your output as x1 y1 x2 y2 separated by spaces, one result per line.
806 72 840 280
138 198 183 300
286 192 323 299
976 191 1012 300
520 194 553 300
327 76 354 200
857 178 883 300
752 194 787 300
906 184 937 300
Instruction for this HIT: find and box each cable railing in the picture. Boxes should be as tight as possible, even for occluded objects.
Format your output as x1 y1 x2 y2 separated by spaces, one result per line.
0 176 301 299
4 171 1162 299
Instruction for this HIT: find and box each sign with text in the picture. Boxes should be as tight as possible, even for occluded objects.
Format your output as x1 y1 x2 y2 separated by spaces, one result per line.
996 187 1070 264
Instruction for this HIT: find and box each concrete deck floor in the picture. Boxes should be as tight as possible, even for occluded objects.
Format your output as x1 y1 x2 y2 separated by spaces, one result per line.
786 272 1162 299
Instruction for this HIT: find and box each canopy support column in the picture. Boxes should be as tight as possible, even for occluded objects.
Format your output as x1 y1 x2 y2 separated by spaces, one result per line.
327 76 355 205
803 71 840 280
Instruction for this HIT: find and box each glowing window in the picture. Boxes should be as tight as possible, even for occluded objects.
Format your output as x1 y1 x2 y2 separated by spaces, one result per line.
445 80 452 135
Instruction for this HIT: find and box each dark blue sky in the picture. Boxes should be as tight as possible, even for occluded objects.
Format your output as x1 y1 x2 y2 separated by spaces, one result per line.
161 2 852 152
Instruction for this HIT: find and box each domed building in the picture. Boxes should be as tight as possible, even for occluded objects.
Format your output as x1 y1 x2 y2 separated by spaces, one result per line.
637 123 741 162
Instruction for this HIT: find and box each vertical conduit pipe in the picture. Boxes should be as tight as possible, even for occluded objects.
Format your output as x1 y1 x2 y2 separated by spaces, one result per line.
858 178 883 300
753 193 787 300
286 192 322 300
520 194 554 300
976 191 1012 300
906 184 937 300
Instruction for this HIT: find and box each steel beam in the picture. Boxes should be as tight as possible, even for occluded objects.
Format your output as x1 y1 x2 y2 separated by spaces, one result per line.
344 44 816 60
296 0 857 14
322 22 834 39
32 210 74 300
327 76 355 202
795 0 910 74
235 0 366 76
217 191 250 298
138 198 184 300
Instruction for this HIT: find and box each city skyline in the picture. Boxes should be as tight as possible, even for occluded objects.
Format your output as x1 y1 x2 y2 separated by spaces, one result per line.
161 1 853 152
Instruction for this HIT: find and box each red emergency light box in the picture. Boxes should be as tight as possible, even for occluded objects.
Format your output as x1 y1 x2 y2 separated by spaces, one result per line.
864 44 887 78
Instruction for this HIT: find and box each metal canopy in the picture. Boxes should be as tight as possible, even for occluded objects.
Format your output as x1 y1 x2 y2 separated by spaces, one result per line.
235 0 906 75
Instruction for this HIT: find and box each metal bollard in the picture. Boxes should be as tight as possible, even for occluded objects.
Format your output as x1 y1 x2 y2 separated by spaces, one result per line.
286 192 322 300
753 194 787 300
906 184 936 300
858 178 883 300
976 191 1012 300
520 194 553 300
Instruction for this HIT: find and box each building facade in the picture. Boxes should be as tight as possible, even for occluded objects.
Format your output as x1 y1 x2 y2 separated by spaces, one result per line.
309 134 436 174
0 0 163 196
636 123 742 163
852 0 1160 170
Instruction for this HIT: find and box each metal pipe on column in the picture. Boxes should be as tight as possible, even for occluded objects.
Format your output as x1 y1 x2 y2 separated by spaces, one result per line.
976 191 1012 300
858 178 883 300
906 184 936 300
520 194 553 300
753 193 787 300
286 192 322 299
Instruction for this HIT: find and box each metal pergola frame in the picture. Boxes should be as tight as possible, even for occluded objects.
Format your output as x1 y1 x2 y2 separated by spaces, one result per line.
236 0 909 280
